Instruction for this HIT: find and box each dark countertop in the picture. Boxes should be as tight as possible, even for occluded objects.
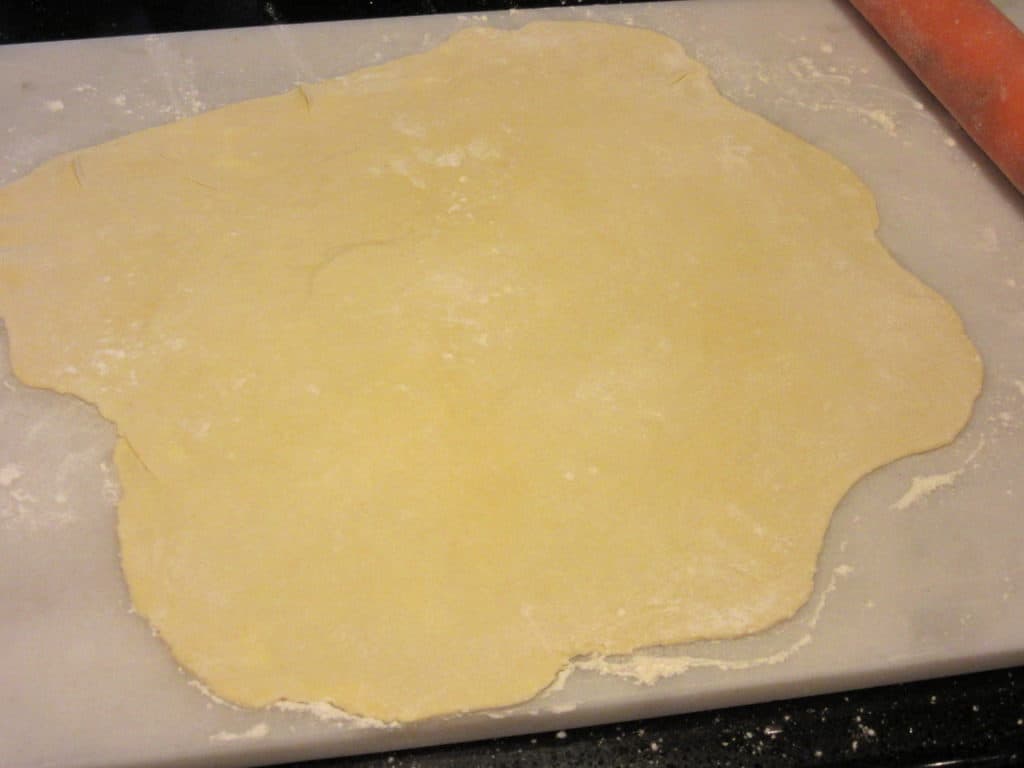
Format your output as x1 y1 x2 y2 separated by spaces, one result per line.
302 667 1023 767
5 0 608 44
3 2 1022 766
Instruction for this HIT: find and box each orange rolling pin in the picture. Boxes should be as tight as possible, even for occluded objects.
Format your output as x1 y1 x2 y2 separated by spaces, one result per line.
850 0 1024 194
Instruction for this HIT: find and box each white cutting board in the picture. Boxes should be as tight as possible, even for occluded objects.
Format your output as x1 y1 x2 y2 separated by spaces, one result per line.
2 2 1023 766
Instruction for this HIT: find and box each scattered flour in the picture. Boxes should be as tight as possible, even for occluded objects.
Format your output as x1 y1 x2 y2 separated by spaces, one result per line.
487 699 578 719
858 722 878 739
692 40 963 145
142 37 206 118
273 700 395 729
188 678 238 709
863 108 896 134
892 472 959 511
210 722 269 742
45 100 64 113
546 702 577 714
0 463 23 486
541 563 854 688
99 461 121 503
892 437 985 511
1 474 78 533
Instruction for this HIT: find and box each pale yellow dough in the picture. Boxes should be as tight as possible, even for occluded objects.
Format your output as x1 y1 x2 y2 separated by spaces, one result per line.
0 22 981 721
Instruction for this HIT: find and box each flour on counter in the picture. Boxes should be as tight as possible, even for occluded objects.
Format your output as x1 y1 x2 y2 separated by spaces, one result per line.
186 652 396 728
188 678 239 709
546 702 578 714
690 39 961 144
1 472 81 533
274 700 396 729
210 722 269 742
891 437 985 511
0 463 23 486
892 472 960 511
540 564 854 689
142 36 206 118
99 461 121 504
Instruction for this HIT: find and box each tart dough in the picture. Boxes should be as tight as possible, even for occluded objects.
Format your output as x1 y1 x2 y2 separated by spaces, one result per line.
0 22 982 721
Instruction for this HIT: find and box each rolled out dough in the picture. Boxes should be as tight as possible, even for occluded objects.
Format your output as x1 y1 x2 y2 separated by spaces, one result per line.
0 22 982 721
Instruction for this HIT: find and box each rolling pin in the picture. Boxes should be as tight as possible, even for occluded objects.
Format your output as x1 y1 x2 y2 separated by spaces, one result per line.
851 0 1024 195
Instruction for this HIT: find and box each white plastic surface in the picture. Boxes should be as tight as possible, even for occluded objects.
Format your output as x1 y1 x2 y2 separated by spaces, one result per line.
1 2 1023 767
